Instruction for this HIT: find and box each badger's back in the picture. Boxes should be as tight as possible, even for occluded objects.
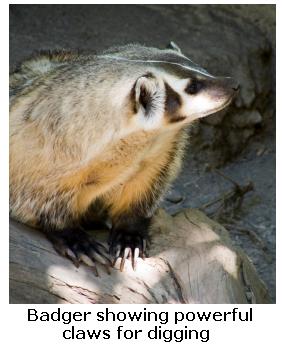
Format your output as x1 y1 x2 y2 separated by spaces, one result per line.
10 50 79 91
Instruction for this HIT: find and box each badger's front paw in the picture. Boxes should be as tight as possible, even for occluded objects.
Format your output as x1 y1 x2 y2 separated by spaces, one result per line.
46 229 111 276
109 230 147 271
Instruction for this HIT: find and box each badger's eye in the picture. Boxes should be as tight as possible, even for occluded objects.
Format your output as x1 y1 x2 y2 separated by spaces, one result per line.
185 80 203 95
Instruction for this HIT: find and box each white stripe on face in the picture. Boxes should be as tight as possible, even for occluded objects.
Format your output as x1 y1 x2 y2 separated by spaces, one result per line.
101 55 215 79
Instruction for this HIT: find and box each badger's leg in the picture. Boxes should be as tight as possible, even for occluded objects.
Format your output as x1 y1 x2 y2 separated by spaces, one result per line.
46 228 111 276
109 212 150 271
108 129 187 271
38 197 111 275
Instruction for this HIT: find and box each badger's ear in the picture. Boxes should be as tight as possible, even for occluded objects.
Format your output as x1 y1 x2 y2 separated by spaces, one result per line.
134 73 159 115
166 41 182 53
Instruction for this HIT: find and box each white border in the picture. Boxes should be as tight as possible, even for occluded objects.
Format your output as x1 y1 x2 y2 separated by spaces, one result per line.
3 1 279 345
7 1 278 4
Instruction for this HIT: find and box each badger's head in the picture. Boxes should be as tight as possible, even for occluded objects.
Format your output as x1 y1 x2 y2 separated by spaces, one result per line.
101 43 239 134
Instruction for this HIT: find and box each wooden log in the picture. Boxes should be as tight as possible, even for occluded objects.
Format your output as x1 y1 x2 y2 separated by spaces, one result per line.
9 208 270 304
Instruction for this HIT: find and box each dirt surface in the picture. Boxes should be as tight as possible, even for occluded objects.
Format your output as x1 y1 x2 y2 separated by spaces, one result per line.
10 4 276 302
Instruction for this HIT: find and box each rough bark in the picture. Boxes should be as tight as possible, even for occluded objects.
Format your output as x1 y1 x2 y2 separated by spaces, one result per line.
9 208 270 304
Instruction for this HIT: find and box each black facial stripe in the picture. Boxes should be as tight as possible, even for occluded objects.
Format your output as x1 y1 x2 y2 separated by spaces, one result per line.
185 80 204 95
164 82 182 114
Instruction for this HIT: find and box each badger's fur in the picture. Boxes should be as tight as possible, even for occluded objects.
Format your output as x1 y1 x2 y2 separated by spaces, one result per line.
10 43 238 272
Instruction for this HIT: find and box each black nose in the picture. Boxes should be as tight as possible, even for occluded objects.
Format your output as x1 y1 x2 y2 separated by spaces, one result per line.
232 84 240 92
222 77 240 92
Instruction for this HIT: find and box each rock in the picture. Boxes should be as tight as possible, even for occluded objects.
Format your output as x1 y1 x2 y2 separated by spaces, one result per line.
165 189 184 204
226 130 241 154
225 127 255 154
231 110 263 128
242 128 255 140
201 109 227 126
256 147 266 156
233 66 257 108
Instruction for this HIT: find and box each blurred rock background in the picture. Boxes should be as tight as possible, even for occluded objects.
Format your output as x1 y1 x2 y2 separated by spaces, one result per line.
10 4 276 301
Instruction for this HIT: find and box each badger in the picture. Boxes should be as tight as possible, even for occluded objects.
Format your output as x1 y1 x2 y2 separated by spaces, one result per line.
10 43 239 274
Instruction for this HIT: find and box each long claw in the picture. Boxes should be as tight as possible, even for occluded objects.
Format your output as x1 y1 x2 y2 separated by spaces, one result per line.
52 240 80 267
66 248 80 267
95 241 108 253
113 257 119 268
120 247 130 272
51 239 68 256
92 266 99 277
78 254 99 276
47 229 109 274
109 230 148 271
113 246 121 267
110 241 119 256
115 245 121 257
90 249 111 266
132 248 139 270
78 253 94 266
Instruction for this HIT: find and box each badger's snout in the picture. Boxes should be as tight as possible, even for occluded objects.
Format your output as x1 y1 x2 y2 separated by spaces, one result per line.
219 77 240 93
172 75 239 123
199 76 239 109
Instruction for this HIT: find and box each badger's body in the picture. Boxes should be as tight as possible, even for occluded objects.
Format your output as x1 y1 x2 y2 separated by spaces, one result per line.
10 44 238 272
